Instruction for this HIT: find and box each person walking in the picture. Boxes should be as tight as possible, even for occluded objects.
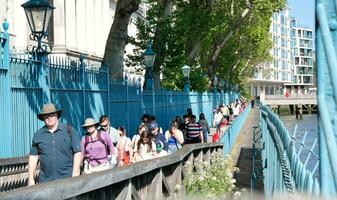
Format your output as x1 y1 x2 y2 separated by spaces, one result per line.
133 129 156 162
185 115 203 144
117 127 131 167
164 121 184 154
198 113 210 143
81 118 115 174
99 115 120 167
149 122 168 152
28 103 82 185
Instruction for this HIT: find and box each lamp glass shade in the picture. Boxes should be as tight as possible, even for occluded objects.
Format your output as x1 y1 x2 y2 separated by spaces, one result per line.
144 54 155 68
21 0 55 34
182 65 191 78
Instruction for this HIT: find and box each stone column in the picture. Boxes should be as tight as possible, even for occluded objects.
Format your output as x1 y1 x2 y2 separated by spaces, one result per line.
53 0 66 54
65 0 76 50
76 0 86 52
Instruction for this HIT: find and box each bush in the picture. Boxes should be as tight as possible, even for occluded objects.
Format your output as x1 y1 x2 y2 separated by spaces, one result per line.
183 150 240 198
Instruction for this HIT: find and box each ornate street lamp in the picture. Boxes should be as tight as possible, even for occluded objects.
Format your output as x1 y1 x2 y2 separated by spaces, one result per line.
143 42 156 90
182 65 191 92
21 0 55 54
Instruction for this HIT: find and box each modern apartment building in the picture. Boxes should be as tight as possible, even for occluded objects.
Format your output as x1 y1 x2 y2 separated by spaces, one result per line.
250 7 293 98
284 19 314 94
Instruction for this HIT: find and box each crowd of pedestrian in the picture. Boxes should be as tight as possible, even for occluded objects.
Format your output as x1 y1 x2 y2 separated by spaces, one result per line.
28 99 247 185
211 98 248 142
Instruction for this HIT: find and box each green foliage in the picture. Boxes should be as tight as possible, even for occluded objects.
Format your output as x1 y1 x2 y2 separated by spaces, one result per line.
126 0 286 92
183 150 240 197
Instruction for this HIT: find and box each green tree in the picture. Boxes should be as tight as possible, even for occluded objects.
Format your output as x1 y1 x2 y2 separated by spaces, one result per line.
126 0 286 92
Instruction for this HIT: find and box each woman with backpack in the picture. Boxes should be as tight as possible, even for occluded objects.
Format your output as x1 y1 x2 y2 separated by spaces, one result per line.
117 127 131 167
80 118 115 174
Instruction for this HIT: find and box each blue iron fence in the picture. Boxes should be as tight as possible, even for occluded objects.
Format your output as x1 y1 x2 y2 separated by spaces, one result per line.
221 103 251 155
0 20 239 158
317 0 337 196
259 105 319 197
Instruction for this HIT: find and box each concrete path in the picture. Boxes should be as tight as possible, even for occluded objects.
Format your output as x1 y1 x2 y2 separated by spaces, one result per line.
228 107 264 199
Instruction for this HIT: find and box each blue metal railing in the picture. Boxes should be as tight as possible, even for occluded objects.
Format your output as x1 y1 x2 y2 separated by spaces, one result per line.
317 0 337 196
0 19 239 158
260 106 319 197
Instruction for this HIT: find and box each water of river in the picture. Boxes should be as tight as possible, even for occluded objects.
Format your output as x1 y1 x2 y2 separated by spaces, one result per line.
279 114 319 177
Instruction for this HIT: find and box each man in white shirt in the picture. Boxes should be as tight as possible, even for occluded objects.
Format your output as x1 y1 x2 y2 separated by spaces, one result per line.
100 115 120 167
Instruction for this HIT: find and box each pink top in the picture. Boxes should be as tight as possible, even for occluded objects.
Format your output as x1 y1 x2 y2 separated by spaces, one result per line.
81 131 115 167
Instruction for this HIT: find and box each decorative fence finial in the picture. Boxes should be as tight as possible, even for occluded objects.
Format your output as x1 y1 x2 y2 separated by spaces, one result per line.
2 18 9 32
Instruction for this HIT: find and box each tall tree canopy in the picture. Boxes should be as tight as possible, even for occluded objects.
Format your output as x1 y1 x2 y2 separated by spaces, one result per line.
106 0 286 93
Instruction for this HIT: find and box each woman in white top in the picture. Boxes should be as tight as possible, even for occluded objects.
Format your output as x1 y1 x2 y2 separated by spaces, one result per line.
164 121 184 154
133 129 156 162
130 123 147 163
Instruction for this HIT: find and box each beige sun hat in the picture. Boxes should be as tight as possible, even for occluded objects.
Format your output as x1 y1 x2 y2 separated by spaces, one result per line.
37 103 62 121
81 118 99 128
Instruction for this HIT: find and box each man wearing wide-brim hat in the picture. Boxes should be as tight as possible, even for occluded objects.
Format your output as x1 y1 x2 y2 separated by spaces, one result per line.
28 103 82 186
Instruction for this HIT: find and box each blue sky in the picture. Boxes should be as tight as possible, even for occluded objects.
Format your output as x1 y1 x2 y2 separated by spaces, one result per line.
287 0 315 30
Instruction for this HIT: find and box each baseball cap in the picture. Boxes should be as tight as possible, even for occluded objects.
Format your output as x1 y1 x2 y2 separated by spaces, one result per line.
150 122 158 129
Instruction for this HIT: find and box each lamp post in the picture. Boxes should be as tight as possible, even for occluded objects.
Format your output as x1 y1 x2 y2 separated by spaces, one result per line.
21 0 55 54
21 0 55 104
182 65 191 92
213 76 218 93
143 42 156 90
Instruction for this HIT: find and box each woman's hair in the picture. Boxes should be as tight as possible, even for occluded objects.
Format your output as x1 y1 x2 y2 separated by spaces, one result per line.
175 116 181 123
137 129 152 152
170 120 178 129
99 115 109 123
199 113 205 120
118 126 126 136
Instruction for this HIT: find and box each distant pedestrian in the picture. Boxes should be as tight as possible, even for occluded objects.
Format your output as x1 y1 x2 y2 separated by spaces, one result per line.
250 96 255 108
185 115 203 144
81 118 115 174
149 122 168 152
198 113 210 143
28 103 82 185
165 121 184 154
100 115 119 167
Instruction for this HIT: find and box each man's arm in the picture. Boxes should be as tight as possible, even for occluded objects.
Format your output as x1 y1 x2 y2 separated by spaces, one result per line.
28 155 39 186
72 152 82 176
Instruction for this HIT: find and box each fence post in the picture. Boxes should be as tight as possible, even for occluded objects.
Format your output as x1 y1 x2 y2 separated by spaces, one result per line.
37 50 51 104
0 19 12 157
80 55 86 119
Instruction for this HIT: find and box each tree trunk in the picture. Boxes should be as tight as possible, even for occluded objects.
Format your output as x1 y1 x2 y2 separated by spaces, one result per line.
152 0 173 90
102 0 140 81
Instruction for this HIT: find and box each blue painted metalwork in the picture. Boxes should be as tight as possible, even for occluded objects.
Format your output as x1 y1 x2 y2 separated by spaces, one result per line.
0 20 241 157
0 19 12 157
259 105 319 197
316 0 337 196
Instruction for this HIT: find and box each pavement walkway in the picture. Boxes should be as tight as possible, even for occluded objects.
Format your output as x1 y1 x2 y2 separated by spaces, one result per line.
228 107 264 199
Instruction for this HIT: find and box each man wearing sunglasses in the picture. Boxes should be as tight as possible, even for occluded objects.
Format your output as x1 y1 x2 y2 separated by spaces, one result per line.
28 103 82 186
99 115 120 167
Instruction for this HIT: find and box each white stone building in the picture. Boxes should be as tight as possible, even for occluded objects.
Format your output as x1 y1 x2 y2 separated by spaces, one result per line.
284 18 314 94
250 7 294 99
0 0 146 81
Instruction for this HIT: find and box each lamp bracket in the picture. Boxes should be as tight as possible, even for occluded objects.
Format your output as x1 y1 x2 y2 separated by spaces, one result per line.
27 33 52 54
